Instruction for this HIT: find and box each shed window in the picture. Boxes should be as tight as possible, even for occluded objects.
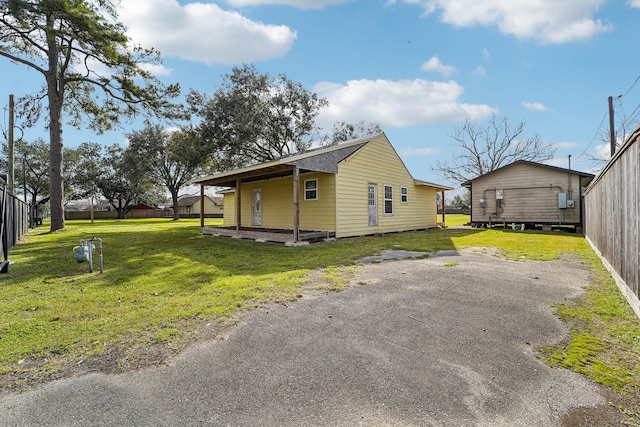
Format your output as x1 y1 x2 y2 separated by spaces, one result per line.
384 184 393 214
304 179 318 200
401 186 408 203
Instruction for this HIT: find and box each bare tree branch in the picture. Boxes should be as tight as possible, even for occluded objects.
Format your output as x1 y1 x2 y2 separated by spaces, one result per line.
433 115 556 184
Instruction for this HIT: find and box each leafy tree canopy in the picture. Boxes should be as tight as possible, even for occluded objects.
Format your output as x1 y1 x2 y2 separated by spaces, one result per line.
188 64 328 168
0 0 182 231
126 123 216 220
323 120 383 145
96 144 163 219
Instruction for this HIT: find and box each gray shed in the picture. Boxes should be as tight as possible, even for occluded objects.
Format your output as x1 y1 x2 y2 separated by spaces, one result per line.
463 160 595 231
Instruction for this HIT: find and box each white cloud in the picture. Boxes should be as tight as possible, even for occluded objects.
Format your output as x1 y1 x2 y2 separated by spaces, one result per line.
544 157 572 168
398 146 441 157
225 0 352 8
481 48 490 60
120 0 297 66
420 56 456 76
522 101 550 112
314 78 496 128
405 0 611 44
139 63 173 76
629 0 640 8
594 143 611 160
474 66 487 76
553 141 579 149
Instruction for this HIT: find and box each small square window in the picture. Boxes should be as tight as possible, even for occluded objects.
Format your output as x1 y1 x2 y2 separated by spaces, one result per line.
305 179 318 200
401 186 408 203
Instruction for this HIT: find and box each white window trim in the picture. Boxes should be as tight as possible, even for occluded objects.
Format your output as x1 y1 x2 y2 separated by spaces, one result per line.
384 184 393 214
401 186 408 203
304 178 318 201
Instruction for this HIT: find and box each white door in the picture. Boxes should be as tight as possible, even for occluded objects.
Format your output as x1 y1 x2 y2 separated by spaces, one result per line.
252 189 262 226
368 184 377 226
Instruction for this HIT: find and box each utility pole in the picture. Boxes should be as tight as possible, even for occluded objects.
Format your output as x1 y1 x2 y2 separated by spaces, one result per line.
608 96 616 157
8 94 15 194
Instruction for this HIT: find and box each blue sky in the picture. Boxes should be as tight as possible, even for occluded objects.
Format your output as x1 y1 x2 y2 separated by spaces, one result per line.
2 0 640 190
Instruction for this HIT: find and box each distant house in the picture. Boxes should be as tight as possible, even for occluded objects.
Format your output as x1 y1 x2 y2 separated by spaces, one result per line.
463 160 595 231
128 203 156 212
177 195 223 217
65 199 114 212
189 132 451 244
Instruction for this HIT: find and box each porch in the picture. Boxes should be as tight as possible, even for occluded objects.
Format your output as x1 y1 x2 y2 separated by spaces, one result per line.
202 226 336 245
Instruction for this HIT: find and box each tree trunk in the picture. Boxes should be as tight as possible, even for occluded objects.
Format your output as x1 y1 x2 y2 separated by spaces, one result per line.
48 101 65 231
171 189 179 221
46 17 65 232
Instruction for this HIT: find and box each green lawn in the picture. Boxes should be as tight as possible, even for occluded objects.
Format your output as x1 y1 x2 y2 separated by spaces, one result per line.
444 213 470 227
1 218 639 419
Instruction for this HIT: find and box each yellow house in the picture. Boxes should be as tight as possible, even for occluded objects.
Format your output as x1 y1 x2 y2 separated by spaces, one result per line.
189 133 451 244
177 195 223 217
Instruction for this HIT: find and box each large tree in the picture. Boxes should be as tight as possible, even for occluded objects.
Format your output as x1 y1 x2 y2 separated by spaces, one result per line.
189 64 328 168
433 115 556 184
0 0 181 231
65 141 103 201
96 144 162 219
1 138 49 223
450 191 471 210
126 123 214 220
1 137 75 224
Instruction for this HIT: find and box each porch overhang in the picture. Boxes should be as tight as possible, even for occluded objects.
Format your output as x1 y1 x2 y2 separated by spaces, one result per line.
193 164 302 188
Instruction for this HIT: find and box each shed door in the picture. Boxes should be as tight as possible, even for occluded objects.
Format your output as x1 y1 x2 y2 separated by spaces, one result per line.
368 184 377 226
252 189 262 226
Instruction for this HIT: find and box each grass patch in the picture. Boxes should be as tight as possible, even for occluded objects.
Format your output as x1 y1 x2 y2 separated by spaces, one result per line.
2 217 639 417
536 243 640 423
444 213 470 227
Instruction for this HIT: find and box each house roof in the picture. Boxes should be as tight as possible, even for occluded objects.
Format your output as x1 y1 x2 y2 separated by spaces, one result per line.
189 133 452 191
177 195 200 207
462 160 596 188
177 195 222 207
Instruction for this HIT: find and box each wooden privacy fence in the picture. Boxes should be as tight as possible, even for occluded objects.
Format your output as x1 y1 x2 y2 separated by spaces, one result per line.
1 183 29 272
584 126 640 319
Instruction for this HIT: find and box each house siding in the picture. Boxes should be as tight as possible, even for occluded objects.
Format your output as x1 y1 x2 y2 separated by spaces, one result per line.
470 163 586 225
222 193 235 226
335 135 437 238
179 196 222 215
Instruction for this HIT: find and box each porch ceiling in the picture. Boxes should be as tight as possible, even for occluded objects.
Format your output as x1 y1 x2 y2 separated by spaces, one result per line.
197 164 298 187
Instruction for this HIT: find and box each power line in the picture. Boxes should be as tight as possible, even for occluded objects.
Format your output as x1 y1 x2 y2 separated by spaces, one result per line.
575 109 609 162
618 72 640 98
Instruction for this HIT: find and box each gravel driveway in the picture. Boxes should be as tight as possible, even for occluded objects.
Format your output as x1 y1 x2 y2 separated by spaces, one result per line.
0 248 605 426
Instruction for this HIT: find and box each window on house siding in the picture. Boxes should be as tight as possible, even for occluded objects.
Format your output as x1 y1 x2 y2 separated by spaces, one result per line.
384 184 393 214
304 179 318 200
401 186 408 203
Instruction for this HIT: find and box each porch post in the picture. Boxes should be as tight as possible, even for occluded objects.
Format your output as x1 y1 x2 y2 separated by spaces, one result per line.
292 166 300 242
441 190 446 225
235 178 241 236
200 184 205 229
